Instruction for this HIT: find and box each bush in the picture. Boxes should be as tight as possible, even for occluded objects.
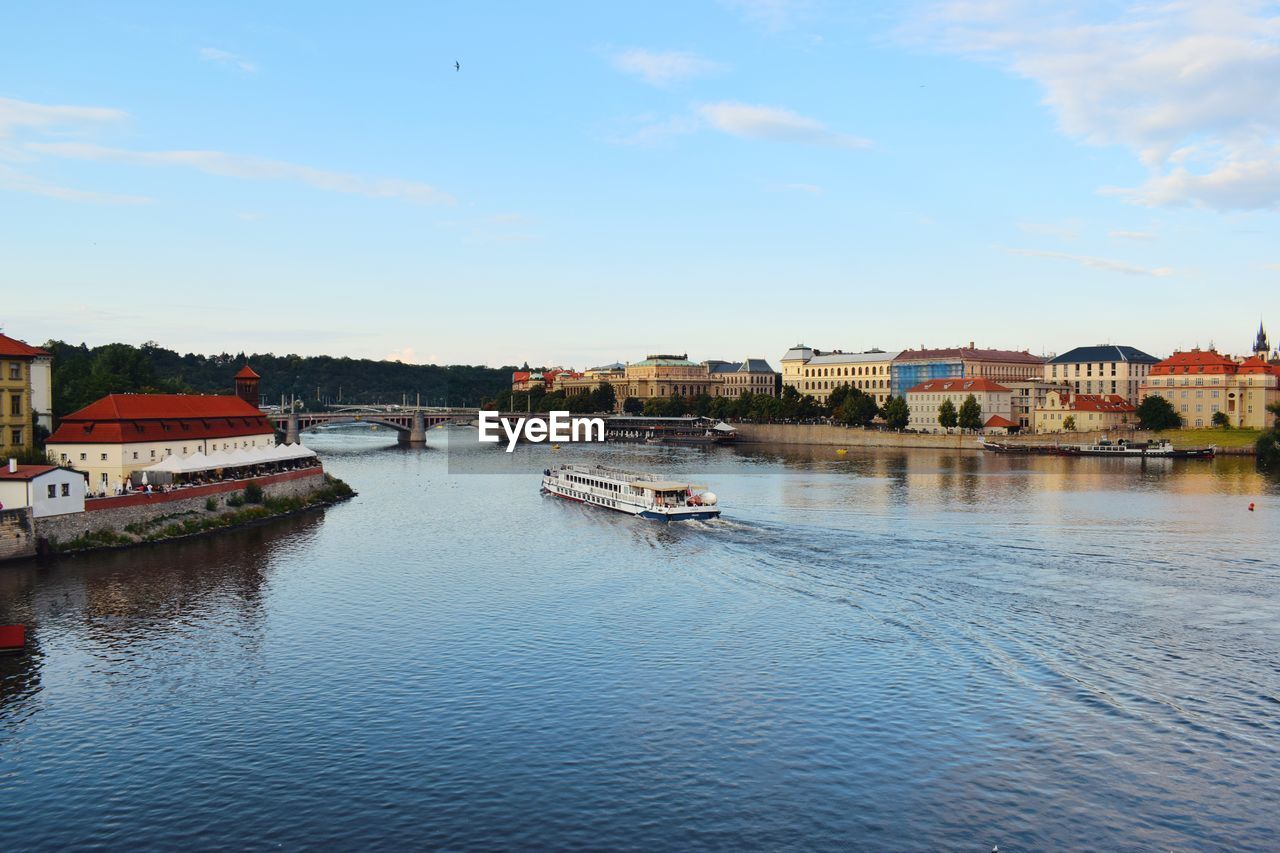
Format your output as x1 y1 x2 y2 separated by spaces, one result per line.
226 493 245 507
243 482 264 504
205 496 218 511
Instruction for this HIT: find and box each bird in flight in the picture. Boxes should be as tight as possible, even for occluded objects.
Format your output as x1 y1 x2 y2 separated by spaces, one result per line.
454 61 460 71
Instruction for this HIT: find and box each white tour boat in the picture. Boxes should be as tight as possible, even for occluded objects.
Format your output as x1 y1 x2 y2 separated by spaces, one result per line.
541 464 720 522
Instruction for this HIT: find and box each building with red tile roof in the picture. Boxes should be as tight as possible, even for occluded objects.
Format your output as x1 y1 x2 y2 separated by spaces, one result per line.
0 331 53 454
1140 347 1280 430
1035 391 1136 433
46 389 276 494
904 377 1014 433
892 344 1045 397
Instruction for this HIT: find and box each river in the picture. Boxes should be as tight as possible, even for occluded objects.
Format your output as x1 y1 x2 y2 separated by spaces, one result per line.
2 430 1278 850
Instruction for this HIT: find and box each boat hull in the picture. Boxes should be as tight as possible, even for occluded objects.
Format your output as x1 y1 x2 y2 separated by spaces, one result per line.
541 477 720 522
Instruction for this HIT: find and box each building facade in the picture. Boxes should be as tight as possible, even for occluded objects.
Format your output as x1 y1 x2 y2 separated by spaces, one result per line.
46 393 277 494
892 345 1045 398
714 359 780 398
1139 348 1280 430
781 347 899 404
0 462 86 518
1006 380 1071 432
1034 391 1136 433
904 377 1013 433
1044 345 1159 406
0 332 52 453
550 355 778 406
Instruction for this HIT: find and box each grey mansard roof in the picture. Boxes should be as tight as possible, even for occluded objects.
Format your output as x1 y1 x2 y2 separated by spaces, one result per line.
781 345 814 362
739 358 777 374
1048 345 1159 365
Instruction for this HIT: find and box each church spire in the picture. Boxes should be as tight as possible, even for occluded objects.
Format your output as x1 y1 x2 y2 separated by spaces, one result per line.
1254 321 1269 357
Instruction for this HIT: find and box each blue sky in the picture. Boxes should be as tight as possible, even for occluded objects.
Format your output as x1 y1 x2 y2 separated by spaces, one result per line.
2 1 1277 368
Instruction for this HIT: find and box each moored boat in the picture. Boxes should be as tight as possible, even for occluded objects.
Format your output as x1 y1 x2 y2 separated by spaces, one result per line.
1065 438 1214 458
541 464 720 521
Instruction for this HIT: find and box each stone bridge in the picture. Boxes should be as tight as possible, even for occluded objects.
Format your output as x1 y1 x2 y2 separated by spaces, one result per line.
267 407 474 446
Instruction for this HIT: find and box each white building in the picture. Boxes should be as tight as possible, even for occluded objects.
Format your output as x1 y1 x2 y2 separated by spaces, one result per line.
0 461 86 517
905 377 1014 433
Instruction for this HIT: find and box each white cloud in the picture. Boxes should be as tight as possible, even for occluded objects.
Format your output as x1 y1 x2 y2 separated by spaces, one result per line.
383 347 419 364
200 47 257 73
698 102 870 148
610 48 723 86
1008 247 1172 277
0 163 152 204
912 1 1280 210
0 96 126 139
1016 219 1080 240
29 141 455 204
721 0 813 30
1109 229 1156 241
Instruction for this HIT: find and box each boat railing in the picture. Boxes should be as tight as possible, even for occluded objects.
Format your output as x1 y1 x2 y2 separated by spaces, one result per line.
561 463 666 483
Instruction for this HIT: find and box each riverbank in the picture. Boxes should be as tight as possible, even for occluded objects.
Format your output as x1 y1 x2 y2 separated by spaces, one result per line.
39 471 354 558
732 422 1257 455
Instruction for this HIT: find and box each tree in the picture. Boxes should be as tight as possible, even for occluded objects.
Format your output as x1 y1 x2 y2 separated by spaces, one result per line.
957 394 983 431
1136 395 1183 431
937 398 958 430
827 384 853 417
1257 402 1280 472
838 391 879 428
622 396 643 415
1063 415 1077 431
881 395 909 430
1211 410 1230 429
591 382 617 413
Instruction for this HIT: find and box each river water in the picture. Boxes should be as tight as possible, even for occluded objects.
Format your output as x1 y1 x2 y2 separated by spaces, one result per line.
2 430 1278 850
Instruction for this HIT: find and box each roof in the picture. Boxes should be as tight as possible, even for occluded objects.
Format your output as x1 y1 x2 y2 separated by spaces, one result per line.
588 362 625 372
707 361 742 374
781 345 815 362
905 378 1012 394
895 347 1044 365
0 464 57 481
1049 345 1159 365
631 480 693 491
739 358 777 373
1150 350 1238 375
806 349 900 367
984 415 1019 428
0 332 49 359
1239 355 1280 376
234 364 260 379
1068 394 1135 413
631 357 697 367
47 394 274 445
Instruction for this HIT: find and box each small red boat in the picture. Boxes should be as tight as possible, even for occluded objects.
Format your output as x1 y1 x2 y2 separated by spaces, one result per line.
0 624 26 652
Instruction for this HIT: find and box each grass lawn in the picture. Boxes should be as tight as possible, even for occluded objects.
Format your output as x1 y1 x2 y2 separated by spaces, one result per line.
1154 427 1261 448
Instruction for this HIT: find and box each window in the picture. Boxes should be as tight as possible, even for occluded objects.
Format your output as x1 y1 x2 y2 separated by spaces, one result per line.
48 484 57 499
9 393 21 416
61 483 70 497
80 453 87 461
8 362 18 380
133 452 138 459
100 453 107 461
11 429 21 446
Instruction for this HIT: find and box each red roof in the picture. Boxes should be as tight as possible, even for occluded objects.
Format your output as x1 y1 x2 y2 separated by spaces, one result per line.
1068 393 1135 413
0 464 57 481
895 347 1044 365
906 378 1012 394
47 394 273 445
984 415 1019 428
512 371 531 382
1150 350 1237 375
1239 355 1280 376
0 332 49 359
234 364 260 379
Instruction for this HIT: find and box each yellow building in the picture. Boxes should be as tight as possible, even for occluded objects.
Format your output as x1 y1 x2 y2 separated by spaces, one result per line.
0 332 52 455
1034 391 1136 433
1138 348 1280 430
781 346 899 405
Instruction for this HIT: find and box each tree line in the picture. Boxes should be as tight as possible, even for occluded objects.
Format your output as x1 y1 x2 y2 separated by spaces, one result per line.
40 340 515 420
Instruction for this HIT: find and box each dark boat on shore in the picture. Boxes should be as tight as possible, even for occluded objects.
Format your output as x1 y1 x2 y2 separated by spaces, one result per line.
980 437 1214 458
604 416 737 445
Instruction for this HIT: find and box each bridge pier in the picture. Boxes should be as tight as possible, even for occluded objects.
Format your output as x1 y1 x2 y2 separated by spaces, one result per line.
286 412 300 445
399 410 427 447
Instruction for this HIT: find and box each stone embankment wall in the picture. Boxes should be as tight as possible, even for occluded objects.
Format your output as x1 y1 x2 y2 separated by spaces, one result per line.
0 509 36 561
34 469 325 545
732 424 1254 454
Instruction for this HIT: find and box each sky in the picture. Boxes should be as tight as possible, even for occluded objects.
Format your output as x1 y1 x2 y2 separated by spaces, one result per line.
1 0 1278 369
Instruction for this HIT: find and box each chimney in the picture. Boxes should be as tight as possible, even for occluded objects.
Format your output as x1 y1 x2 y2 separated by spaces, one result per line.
8 458 16 473
969 341 975 349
